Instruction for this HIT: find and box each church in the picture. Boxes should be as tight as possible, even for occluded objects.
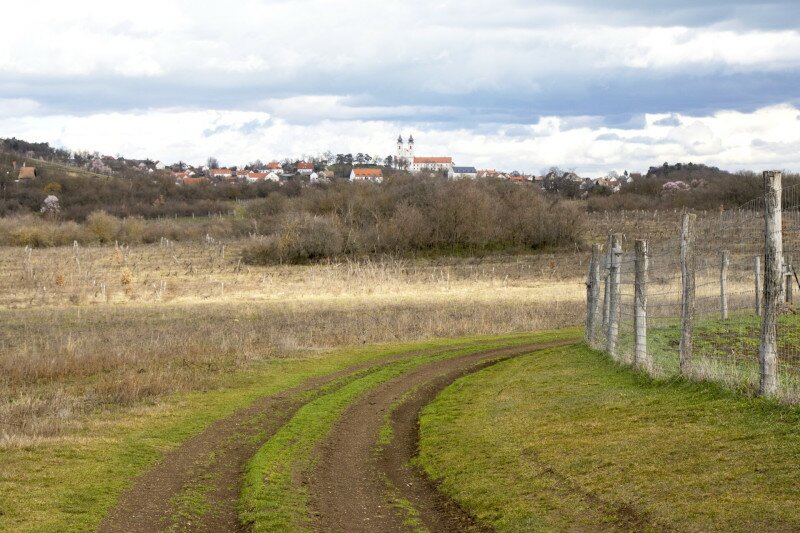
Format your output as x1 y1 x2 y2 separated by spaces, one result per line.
396 135 453 175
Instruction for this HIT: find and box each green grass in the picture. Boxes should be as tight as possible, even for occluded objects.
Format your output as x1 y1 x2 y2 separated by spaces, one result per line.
637 311 800 397
419 343 800 532
0 330 576 533
238 329 579 532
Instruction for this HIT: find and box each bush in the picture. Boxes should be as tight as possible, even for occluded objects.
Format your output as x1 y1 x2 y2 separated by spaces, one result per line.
86 210 120 243
244 213 343 264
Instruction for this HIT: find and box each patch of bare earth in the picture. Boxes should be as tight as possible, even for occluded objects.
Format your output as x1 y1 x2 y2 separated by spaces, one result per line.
98 345 463 533
307 340 577 532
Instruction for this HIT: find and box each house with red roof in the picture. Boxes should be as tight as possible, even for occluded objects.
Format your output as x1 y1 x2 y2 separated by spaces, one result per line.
350 167 383 183
296 162 314 175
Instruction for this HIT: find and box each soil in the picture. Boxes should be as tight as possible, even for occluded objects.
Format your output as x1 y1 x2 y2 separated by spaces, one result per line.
99 338 577 532
307 339 576 532
98 344 468 533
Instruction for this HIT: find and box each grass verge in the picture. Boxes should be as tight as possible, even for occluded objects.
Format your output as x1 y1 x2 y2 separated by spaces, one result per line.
419 343 800 532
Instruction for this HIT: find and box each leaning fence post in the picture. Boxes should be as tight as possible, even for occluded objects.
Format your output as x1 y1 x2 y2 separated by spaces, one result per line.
760 170 782 397
720 250 729 320
755 256 762 316
634 239 649 371
606 234 622 360
679 213 696 376
586 244 602 346
602 234 612 331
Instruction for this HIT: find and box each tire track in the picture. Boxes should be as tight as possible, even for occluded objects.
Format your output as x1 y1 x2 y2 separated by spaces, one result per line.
99 343 485 533
307 339 578 532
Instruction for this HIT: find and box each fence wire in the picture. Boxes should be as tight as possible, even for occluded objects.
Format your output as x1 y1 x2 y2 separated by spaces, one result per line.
589 183 800 401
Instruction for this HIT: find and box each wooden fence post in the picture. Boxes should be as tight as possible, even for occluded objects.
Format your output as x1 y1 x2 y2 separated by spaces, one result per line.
634 239 650 371
755 256 762 316
602 234 612 332
785 255 793 304
679 213 696 376
606 234 622 359
720 250 729 320
585 244 601 345
760 170 782 397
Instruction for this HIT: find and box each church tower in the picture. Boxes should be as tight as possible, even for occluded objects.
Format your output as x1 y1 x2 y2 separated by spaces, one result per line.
407 135 415 161
396 135 404 164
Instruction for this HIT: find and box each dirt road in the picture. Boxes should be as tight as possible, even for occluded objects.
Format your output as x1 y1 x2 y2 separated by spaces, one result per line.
99 345 464 533
100 338 576 532
308 340 576 532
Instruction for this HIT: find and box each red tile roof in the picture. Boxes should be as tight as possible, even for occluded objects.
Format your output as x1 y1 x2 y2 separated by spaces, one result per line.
413 157 452 164
353 168 383 177
297 162 314 170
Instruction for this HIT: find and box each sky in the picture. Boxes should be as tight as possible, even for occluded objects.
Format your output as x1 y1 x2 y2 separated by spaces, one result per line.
1 0 800 175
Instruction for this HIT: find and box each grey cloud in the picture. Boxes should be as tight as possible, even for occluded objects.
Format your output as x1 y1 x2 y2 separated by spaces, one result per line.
654 115 681 127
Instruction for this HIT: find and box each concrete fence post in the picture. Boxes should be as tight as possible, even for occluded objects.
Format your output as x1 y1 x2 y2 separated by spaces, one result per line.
634 239 650 371
606 234 622 360
721 250 730 320
679 213 696 376
586 244 601 345
755 256 762 316
760 170 782 397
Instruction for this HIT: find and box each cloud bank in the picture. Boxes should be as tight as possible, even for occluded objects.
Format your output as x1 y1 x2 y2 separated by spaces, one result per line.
1 0 798 173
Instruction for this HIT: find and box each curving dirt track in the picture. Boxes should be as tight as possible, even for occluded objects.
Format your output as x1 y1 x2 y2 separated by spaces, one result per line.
99 344 474 533
308 339 577 533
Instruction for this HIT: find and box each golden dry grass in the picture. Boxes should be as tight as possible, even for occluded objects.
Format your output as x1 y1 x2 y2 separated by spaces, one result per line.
0 239 587 445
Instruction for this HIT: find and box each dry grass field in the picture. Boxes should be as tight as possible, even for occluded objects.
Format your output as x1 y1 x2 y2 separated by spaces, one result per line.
0 208 738 448
0 237 589 447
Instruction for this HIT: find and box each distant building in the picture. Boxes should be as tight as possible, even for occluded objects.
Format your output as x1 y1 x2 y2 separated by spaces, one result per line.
296 162 314 175
396 135 415 167
350 167 384 183
18 164 37 180
246 172 269 183
451 166 478 179
266 172 281 182
209 168 234 178
411 156 453 174
154 161 166 170
266 161 283 174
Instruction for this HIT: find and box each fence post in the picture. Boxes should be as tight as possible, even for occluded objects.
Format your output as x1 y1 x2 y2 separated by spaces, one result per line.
585 244 601 345
634 239 649 371
602 234 612 331
785 255 793 304
760 170 782 397
606 234 622 360
720 250 729 320
755 256 762 316
679 213 696 376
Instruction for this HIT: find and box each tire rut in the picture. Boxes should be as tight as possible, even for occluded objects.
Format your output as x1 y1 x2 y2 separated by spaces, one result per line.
307 339 578 533
99 343 481 533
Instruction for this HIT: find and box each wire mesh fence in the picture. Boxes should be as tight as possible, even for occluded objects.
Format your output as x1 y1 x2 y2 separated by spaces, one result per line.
587 171 800 402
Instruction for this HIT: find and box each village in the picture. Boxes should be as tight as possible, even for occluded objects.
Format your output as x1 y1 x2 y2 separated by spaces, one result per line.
5 134 638 197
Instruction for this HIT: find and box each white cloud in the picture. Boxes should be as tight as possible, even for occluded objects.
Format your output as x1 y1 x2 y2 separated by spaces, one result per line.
2 1 798 83
2 103 798 175
0 99 41 118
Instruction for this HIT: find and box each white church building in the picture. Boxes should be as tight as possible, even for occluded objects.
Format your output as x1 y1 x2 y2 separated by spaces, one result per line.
396 135 454 175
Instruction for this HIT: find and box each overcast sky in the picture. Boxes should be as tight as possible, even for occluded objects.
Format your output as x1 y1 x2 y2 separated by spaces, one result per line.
2 0 799 174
